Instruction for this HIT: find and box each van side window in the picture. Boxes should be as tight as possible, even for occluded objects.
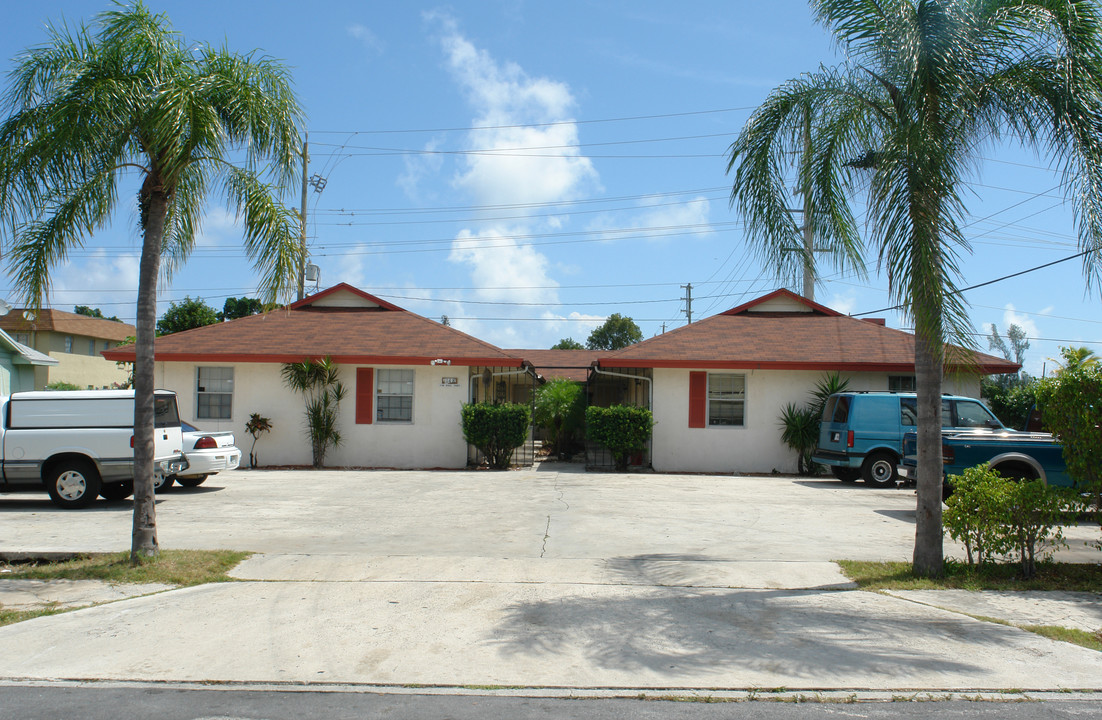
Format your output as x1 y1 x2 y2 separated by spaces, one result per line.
900 398 917 426
832 396 850 423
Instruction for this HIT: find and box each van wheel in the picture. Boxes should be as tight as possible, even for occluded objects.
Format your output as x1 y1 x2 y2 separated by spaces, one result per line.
45 460 102 509
831 467 861 483
862 451 899 488
175 475 208 488
100 481 134 501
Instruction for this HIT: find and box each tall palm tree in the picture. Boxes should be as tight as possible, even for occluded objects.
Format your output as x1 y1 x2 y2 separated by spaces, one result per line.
0 3 303 562
727 0 1102 576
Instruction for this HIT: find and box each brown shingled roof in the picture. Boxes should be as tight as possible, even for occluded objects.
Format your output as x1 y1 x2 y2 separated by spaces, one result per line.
599 289 1019 374
0 308 135 342
103 283 522 367
506 349 603 382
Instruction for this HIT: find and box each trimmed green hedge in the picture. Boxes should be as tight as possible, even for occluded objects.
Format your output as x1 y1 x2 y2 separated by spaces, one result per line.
586 405 654 471
461 402 531 469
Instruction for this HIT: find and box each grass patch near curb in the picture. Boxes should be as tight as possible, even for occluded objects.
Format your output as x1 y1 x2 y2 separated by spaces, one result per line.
0 550 251 587
837 560 1102 592
1021 625 1102 652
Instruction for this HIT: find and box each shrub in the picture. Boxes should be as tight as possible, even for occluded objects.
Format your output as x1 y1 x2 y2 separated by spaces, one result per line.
281 357 346 468
585 405 654 471
943 464 1013 564
944 463 1076 578
44 381 82 391
461 403 531 469
532 379 586 459
1034 363 1102 509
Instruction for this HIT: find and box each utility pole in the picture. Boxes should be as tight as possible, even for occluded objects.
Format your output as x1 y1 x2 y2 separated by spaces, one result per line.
681 283 693 324
800 109 815 303
297 132 309 302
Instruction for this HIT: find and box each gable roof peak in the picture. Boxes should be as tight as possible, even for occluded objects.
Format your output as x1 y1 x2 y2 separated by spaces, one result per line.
287 282 405 312
721 288 843 317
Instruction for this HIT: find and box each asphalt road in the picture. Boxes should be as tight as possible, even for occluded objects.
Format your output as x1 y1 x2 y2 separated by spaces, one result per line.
2 686 1102 720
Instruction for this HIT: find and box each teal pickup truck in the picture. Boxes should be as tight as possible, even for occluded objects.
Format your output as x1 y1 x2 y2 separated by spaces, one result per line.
900 429 1073 489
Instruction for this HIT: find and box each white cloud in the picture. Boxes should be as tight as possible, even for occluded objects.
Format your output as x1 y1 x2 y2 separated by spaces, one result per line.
398 137 445 201
589 195 713 243
421 14 606 347
348 24 384 54
431 14 600 208
824 290 858 316
48 250 141 322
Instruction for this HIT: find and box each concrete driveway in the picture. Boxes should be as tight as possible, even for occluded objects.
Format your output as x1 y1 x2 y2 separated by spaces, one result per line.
1 465 1100 692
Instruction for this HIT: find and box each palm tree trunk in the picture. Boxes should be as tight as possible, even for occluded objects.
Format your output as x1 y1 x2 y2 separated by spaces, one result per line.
912 326 944 576
131 177 167 562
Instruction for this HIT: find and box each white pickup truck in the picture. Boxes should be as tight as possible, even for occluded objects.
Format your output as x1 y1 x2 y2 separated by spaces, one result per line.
0 390 188 509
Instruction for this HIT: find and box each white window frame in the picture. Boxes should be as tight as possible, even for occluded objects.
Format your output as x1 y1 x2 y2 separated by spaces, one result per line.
889 375 916 392
707 373 746 427
376 369 414 423
196 366 234 420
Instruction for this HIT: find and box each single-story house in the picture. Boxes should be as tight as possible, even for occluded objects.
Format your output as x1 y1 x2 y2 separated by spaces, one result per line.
105 283 537 468
0 328 59 395
0 308 134 389
589 289 1019 474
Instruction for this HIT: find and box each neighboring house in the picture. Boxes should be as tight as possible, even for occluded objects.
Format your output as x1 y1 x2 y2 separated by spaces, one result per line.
590 289 1019 474
0 309 134 389
104 284 537 469
0 328 59 395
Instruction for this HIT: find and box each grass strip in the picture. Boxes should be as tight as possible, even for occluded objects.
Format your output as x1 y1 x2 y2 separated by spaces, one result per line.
0 549 250 587
837 560 1102 592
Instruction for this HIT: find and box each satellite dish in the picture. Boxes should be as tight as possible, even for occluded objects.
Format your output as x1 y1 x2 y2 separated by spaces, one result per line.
0 299 10 317
22 310 35 322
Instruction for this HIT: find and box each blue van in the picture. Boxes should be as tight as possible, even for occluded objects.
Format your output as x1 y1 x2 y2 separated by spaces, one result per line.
812 392 1004 487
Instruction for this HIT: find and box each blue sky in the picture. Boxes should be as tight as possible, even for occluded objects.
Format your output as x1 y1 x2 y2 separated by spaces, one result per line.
2 1 1099 376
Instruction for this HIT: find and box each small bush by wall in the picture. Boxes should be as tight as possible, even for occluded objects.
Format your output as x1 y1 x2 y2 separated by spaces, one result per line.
461 402 531 469
586 405 654 472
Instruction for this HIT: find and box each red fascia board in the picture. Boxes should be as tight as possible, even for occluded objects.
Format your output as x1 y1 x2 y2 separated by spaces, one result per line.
103 350 523 367
597 359 1015 373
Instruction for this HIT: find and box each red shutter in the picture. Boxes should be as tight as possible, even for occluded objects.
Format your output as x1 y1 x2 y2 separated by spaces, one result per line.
688 371 707 428
355 368 374 424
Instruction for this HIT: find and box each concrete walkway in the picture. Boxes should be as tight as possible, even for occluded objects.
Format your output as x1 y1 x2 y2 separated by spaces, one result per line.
1 467 1099 692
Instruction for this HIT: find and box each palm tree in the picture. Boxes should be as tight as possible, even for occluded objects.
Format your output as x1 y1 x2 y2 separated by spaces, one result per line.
0 3 303 562
727 0 1102 576
281 357 347 468
1048 345 1100 375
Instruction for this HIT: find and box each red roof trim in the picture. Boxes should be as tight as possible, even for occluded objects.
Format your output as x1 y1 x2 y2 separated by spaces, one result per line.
720 288 843 317
103 350 523 367
598 358 1016 373
285 282 405 312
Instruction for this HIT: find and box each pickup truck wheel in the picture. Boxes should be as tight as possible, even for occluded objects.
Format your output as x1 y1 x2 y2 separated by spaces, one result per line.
862 451 899 488
45 460 102 509
175 474 208 488
831 467 861 483
99 481 134 501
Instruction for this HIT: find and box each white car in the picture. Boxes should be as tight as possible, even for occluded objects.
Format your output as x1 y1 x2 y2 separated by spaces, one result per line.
157 421 241 491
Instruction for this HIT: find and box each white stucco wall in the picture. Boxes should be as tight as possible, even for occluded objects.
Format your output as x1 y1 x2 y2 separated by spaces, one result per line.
155 361 472 468
649 368 983 474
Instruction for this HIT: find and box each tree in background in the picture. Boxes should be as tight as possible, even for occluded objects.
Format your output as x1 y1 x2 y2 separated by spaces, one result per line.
726 0 1102 577
74 305 122 322
987 323 1030 386
281 357 346 468
219 296 265 321
1047 345 1099 375
586 314 642 351
982 323 1036 429
0 3 303 561
551 338 584 350
157 297 220 335
1035 361 1102 511
532 378 586 459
